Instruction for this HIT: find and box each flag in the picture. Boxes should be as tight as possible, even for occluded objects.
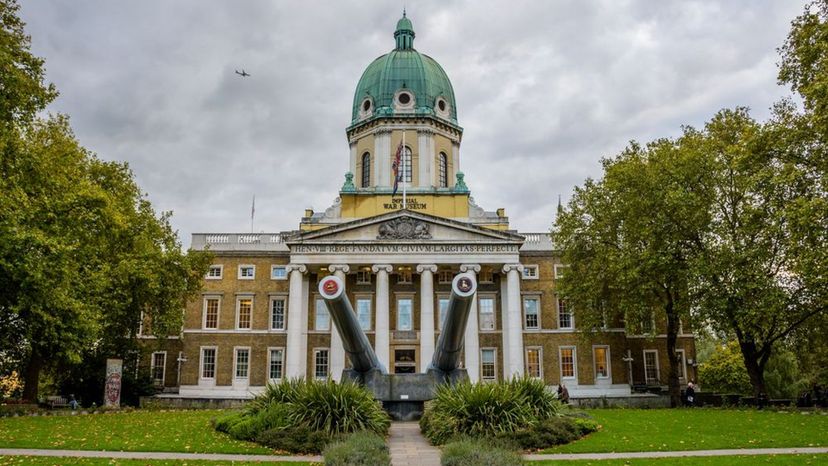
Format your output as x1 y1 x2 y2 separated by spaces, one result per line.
391 141 403 195
251 194 256 230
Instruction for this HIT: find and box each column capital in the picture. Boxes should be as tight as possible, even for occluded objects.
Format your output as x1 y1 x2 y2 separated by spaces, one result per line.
285 264 307 274
460 263 481 273
371 264 393 274
416 264 438 274
502 263 524 274
328 264 350 274
417 128 435 136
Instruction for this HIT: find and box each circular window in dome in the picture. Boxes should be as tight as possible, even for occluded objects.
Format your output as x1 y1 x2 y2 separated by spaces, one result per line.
398 92 411 105
434 96 450 118
358 97 373 119
362 99 372 112
438 99 446 112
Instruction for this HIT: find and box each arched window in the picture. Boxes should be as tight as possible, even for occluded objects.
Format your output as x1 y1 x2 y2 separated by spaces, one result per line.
361 152 371 188
401 146 413 183
439 152 448 187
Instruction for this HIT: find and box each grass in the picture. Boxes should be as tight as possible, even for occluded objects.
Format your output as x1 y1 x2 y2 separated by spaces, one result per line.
0 410 274 454
531 454 828 465
543 409 828 454
0 457 315 465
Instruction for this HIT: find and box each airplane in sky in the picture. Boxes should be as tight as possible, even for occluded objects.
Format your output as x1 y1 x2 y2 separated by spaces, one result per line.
235 69 250 77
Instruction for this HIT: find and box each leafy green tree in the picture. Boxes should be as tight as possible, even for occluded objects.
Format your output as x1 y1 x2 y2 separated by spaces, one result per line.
698 341 752 395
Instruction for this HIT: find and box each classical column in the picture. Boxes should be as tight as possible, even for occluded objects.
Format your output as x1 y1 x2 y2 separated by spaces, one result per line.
417 129 434 188
285 264 308 378
417 264 438 372
451 141 460 185
460 264 481 381
328 264 350 381
372 264 393 371
349 143 357 176
374 129 392 187
502 264 525 378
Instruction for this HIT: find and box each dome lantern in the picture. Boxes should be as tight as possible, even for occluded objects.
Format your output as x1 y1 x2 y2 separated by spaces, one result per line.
394 11 415 50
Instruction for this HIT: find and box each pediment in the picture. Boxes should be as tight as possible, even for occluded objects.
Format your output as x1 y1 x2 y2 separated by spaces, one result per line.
288 210 523 245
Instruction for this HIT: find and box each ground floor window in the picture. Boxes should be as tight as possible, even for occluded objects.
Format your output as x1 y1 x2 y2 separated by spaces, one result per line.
314 348 329 379
438 297 449 331
234 348 250 379
356 298 372 331
560 346 576 379
481 348 497 381
201 347 216 380
151 352 166 386
269 348 284 380
397 298 413 331
593 346 610 379
644 350 659 384
526 347 543 379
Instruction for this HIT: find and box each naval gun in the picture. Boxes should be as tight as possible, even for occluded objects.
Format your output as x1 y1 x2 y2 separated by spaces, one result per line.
318 272 477 420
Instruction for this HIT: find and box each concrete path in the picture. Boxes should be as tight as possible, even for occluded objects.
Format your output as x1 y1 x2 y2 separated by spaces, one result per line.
0 448 321 463
388 421 441 466
524 446 828 461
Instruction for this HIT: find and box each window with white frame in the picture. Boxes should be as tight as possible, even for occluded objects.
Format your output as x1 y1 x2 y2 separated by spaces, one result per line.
522 265 539 279
397 268 412 284
271 265 287 280
526 347 543 379
236 297 253 329
238 265 255 280
314 348 329 379
206 265 223 279
559 346 576 379
593 346 610 379
479 267 494 283
356 270 372 284
437 270 453 284
676 349 686 380
479 296 495 330
315 298 330 331
554 264 568 279
438 297 449 331
356 297 372 331
234 348 250 379
481 348 497 381
268 348 284 380
397 298 413 331
203 297 220 329
201 347 216 380
270 297 286 330
557 296 573 329
523 296 540 330
151 352 166 386
644 350 659 384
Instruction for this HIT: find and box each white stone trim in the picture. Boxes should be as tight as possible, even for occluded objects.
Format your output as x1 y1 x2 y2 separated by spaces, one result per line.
206 264 223 280
237 264 255 280
559 345 578 383
592 344 612 383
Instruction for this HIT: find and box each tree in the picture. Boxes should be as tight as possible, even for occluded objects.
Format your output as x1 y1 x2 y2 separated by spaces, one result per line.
553 133 710 407
698 341 752 395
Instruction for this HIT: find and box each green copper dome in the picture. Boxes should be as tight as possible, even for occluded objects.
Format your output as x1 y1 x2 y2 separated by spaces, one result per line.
350 13 458 127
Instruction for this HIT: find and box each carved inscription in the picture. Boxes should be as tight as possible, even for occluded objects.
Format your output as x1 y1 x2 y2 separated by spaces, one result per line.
292 244 519 254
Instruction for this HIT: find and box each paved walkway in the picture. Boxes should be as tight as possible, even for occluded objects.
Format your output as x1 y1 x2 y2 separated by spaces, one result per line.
0 448 321 463
524 446 828 461
388 421 441 466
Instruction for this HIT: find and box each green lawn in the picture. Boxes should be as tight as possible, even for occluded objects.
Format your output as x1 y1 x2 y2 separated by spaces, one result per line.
0 457 313 465
544 409 828 454
0 410 274 454
531 454 828 465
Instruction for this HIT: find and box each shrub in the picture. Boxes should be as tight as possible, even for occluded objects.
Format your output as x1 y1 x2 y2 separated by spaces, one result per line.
289 378 390 436
323 431 390 465
507 376 562 420
441 438 522 466
496 417 578 450
257 426 332 454
212 411 243 433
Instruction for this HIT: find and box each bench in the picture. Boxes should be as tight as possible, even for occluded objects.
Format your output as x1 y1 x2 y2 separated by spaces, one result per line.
45 396 69 409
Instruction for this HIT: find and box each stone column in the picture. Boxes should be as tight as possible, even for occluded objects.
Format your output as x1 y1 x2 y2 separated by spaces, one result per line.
502 264 525 378
451 141 460 186
460 264 481 381
374 129 391 187
328 264 350 381
417 129 434 188
372 264 393 372
285 264 308 378
417 264 438 372
349 143 357 176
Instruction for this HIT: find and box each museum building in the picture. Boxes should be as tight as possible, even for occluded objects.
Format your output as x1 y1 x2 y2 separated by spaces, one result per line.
141 14 697 399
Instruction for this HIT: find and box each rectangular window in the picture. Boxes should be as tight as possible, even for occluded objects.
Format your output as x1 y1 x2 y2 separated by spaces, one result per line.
234 348 249 379
526 347 543 379
437 270 453 284
315 298 330 331
522 265 539 279
560 347 576 379
314 349 329 379
479 297 495 330
676 349 686 380
644 350 660 384
271 265 287 280
238 265 255 280
270 298 286 330
438 297 449 331
481 348 497 381
594 346 610 379
356 298 372 331
397 298 413 331
201 348 216 379
554 264 568 279
206 265 223 279
356 271 372 284
524 297 540 330
268 348 284 380
557 296 573 329
237 298 252 330
151 352 166 386
203 297 220 329
397 269 412 284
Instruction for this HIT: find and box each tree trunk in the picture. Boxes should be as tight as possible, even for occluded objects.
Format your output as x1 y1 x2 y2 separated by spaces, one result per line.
739 339 769 402
665 298 681 408
21 350 43 403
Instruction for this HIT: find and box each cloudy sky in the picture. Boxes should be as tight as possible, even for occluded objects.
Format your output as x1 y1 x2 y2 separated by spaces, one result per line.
20 1 806 245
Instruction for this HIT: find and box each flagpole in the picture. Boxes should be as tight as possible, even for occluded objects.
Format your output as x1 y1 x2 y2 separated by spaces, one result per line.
402 129 407 209
251 194 255 233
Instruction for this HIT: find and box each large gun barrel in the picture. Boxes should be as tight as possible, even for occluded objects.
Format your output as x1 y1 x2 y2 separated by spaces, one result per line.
430 272 478 373
318 275 384 374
